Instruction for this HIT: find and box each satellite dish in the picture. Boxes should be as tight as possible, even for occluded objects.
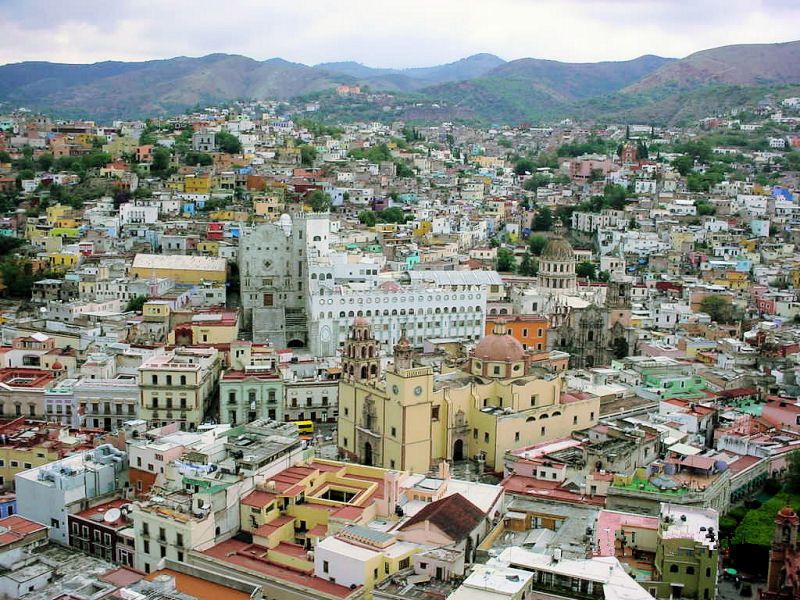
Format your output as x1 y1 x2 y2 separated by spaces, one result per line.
104 508 122 523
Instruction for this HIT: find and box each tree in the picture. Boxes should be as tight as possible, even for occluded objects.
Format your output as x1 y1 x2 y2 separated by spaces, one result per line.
598 270 611 283
395 161 414 178
496 248 516 273
37 153 54 171
523 173 552 191
300 145 317 167
0 259 38 299
636 140 649 160
611 337 629 359
358 210 377 226
0 151 10 163
216 131 242 154
700 295 735 323
576 261 597 280
518 251 537 276
787 451 800 493
672 155 694 176
696 201 716 216
377 207 409 224
125 295 148 313
528 234 548 256
151 147 171 174
306 189 331 212
514 158 535 176
532 207 553 231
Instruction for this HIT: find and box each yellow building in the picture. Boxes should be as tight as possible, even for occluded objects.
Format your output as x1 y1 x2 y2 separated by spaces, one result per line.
337 320 599 474
184 173 211 194
103 136 139 159
47 251 80 271
197 240 219 256
130 254 226 285
138 347 221 431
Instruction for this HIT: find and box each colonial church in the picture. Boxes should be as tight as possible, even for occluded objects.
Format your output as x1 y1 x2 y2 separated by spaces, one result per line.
336 318 599 474
515 234 638 368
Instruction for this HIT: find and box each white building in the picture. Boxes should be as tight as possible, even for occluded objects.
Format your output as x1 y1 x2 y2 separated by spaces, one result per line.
15 445 128 545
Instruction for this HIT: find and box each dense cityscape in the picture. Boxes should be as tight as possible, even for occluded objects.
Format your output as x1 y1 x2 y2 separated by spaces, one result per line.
1 14 800 600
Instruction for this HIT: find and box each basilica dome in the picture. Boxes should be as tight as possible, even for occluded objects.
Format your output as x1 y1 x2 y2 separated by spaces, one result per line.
473 330 526 362
541 237 575 261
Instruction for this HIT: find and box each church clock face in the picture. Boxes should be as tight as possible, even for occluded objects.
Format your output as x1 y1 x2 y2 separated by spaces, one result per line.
414 386 423 396
392 385 399 395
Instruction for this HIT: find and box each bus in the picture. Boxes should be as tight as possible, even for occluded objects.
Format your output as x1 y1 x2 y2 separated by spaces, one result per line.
292 420 315 435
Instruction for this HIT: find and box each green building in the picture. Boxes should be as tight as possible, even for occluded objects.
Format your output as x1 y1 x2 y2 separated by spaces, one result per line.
647 503 719 600
219 370 284 426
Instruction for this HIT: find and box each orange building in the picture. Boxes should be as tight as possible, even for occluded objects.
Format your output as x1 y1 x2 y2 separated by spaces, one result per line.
485 315 548 352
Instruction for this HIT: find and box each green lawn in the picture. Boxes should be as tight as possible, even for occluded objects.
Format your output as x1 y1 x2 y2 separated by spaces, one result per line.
732 492 800 547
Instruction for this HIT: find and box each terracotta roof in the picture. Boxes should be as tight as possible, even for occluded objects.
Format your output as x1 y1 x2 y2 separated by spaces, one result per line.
399 493 484 541
473 332 525 362
241 490 277 508
0 515 47 547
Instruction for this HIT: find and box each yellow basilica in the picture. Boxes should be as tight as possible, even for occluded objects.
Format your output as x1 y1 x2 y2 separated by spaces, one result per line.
337 318 599 474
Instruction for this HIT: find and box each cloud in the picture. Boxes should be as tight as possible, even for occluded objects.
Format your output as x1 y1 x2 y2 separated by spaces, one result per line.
0 0 798 67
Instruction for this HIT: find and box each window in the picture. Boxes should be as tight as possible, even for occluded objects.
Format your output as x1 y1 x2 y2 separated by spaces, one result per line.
484 432 489 443
344 407 349 416
160 545 166 558
431 406 440 421
669 564 678 573
180 375 186 385
686 566 695 575
151 375 157 385
10 461 18 468
493 366 501 375
177 551 184 562
541 426 546 436
143 540 150 553
706 568 711 577
166 375 172 385
323 560 329 573
515 432 520 442
573 415 578 425
391 427 397 437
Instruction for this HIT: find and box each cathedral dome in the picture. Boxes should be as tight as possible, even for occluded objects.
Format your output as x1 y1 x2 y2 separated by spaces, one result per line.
473 331 526 362
541 237 575 261
353 316 370 327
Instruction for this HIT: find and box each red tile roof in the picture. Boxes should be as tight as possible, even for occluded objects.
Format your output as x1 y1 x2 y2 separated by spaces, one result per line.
0 515 47 547
241 490 276 508
202 539 358 599
399 493 484 541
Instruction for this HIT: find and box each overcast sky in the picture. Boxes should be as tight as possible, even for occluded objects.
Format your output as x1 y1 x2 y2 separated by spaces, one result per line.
1 0 798 67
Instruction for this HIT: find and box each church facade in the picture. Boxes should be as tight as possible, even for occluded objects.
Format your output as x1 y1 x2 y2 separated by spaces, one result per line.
337 319 599 474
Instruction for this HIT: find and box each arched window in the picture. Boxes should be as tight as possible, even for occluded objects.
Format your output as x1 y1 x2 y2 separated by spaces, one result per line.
526 416 536 422
540 413 549 420
587 330 594 342
669 565 679 573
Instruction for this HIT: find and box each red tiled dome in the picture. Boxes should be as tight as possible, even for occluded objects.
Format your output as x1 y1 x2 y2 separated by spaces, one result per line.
51 361 63 370
473 332 525 362
778 506 797 519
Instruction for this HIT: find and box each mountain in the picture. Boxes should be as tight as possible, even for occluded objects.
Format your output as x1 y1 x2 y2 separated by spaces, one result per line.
317 53 506 91
626 40 800 92
1 42 799 124
0 54 349 119
418 55 675 123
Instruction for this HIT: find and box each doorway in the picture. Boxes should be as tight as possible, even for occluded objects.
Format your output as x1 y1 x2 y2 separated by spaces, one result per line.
453 439 464 462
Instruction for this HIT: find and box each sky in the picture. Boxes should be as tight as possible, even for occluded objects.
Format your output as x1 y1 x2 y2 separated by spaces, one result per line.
1 0 799 68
